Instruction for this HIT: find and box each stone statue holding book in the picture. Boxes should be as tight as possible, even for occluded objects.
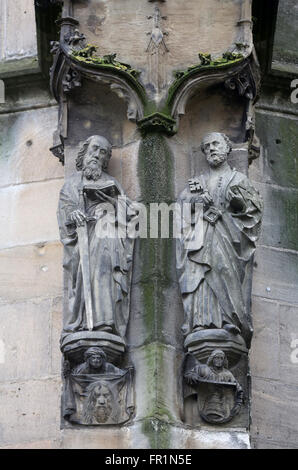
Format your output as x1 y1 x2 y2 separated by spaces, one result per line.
57 135 135 339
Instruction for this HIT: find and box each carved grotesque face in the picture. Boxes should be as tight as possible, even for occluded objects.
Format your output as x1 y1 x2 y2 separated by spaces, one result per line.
202 133 230 168
93 384 113 423
83 136 111 173
88 353 104 371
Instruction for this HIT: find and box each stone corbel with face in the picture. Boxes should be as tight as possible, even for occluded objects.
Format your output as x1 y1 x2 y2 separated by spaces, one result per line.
62 347 134 425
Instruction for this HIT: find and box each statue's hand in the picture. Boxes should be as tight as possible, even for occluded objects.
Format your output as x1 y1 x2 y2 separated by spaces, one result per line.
69 209 87 227
201 190 213 207
189 190 212 206
189 191 213 211
227 187 245 212
184 371 200 385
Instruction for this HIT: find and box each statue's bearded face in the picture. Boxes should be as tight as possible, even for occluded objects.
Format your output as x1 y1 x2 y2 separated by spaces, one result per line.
93 384 113 423
83 136 110 180
202 134 229 168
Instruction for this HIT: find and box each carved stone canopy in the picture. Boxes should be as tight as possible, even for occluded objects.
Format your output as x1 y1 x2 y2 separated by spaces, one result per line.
49 6 260 163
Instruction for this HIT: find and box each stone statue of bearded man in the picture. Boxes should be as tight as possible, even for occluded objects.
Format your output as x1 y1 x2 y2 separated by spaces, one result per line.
176 132 263 347
57 135 134 339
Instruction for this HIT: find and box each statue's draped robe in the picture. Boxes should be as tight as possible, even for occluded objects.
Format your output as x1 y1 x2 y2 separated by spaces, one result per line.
176 167 262 344
58 172 134 338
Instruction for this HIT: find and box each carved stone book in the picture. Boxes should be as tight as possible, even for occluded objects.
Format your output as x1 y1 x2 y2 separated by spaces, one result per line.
83 181 121 201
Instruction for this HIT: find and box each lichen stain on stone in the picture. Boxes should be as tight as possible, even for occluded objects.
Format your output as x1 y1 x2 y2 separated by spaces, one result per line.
137 134 175 340
141 342 173 448
138 238 176 442
142 417 171 449
167 52 245 109
138 133 174 204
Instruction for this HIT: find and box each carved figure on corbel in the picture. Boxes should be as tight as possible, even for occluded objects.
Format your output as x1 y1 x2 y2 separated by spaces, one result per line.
184 350 244 424
62 347 134 425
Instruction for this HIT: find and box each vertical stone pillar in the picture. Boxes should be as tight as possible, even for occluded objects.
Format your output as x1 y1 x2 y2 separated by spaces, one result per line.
128 132 183 447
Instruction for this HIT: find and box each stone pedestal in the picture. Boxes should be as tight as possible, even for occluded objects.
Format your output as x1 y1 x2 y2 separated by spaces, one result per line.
185 329 248 366
61 331 126 365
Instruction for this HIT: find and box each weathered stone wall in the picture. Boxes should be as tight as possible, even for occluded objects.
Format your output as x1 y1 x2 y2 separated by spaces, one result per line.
0 1 37 61
74 0 243 89
0 3 63 447
0 0 297 449
249 89 298 449
0 101 64 447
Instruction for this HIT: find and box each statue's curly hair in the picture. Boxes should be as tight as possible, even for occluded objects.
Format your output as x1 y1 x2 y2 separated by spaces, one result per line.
76 135 112 171
201 132 232 155
84 346 107 362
